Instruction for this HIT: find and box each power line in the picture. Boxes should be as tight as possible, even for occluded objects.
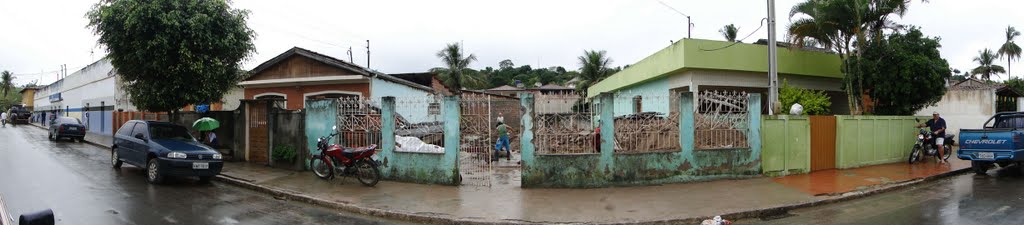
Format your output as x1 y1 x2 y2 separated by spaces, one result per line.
698 18 768 52
658 0 694 38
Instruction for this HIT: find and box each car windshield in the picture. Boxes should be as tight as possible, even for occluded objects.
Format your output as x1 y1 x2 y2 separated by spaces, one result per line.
994 116 1024 129
149 124 195 141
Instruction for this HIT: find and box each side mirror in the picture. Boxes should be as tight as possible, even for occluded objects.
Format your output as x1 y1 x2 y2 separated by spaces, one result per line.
134 133 147 142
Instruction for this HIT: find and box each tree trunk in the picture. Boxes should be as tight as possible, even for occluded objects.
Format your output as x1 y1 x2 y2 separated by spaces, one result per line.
1010 58 1013 79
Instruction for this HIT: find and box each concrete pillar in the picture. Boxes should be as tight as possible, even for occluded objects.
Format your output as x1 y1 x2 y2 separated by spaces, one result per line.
518 93 536 175
679 92 695 163
747 93 762 170
442 96 461 184
380 96 396 176
598 93 615 173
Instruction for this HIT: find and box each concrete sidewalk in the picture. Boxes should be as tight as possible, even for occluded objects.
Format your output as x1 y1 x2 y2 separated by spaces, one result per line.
216 160 970 224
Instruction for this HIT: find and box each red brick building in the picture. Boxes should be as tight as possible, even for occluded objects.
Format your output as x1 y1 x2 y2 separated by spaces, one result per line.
240 47 433 110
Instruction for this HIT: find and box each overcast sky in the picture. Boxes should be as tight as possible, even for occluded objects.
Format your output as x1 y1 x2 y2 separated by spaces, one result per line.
1 0 1021 87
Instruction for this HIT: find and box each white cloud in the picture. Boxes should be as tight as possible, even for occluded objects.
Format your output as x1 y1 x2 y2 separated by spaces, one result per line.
2 0 1022 86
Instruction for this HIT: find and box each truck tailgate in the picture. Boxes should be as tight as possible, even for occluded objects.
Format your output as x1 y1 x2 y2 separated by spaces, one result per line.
959 129 1018 150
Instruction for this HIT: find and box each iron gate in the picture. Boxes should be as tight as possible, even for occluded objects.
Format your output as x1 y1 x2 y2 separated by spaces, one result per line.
459 93 522 187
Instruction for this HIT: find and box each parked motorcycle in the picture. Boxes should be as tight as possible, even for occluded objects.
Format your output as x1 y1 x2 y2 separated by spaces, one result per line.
310 126 381 187
909 118 954 163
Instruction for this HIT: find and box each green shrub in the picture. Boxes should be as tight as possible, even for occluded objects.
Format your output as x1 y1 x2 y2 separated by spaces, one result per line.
779 79 831 115
272 144 298 162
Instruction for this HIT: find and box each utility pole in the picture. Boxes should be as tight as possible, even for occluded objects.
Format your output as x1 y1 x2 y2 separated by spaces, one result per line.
347 47 354 63
767 0 779 115
658 1 693 39
366 40 371 69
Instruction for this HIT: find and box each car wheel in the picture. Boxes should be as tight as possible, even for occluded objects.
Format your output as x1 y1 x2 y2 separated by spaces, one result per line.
198 176 212 183
77 137 85 143
147 158 164 184
111 149 123 169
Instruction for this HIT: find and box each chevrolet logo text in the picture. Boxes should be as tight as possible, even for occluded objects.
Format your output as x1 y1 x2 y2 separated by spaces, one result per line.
965 139 1008 145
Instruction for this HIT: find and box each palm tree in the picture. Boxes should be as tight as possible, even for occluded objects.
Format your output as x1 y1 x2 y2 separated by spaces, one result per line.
999 25 1022 78
973 49 1006 81
575 50 613 95
433 42 481 95
788 0 920 114
1 70 13 99
719 24 739 42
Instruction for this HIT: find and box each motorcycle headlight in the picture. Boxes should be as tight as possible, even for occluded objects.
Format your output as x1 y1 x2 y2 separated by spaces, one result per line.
212 153 222 160
167 151 187 159
917 134 924 140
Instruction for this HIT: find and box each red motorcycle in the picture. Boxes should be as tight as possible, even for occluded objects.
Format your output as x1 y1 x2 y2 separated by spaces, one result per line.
311 126 381 187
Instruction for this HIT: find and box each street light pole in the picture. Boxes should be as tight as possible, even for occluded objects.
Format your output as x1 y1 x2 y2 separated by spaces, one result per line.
767 0 779 115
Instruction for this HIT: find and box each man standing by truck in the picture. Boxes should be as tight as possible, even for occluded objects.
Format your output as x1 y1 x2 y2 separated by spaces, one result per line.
917 112 948 164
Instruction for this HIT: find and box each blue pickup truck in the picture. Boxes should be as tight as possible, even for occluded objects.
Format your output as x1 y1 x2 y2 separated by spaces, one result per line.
958 112 1024 175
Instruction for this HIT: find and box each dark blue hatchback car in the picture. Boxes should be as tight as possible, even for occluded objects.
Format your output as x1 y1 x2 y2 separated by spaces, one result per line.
111 120 223 184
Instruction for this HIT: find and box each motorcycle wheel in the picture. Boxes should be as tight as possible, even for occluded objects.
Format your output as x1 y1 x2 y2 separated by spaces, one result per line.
941 144 952 161
311 155 334 180
355 159 380 187
908 146 922 164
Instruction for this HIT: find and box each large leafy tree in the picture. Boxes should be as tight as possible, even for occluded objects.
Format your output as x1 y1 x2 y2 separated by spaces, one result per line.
575 50 613 95
788 0 922 114
847 27 949 115
719 24 739 42
87 0 255 112
432 42 483 95
999 25 1022 78
973 48 1006 81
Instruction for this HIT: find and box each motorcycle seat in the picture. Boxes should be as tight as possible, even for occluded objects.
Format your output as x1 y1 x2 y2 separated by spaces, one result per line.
343 147 371 154
945 134 955 139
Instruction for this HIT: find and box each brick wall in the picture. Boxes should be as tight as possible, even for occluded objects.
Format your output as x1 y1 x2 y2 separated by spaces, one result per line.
244 83 370 110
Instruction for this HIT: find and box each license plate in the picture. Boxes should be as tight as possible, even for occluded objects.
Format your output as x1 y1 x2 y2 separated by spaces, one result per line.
68 127 77 131
978 152 995 159
192 162 209 169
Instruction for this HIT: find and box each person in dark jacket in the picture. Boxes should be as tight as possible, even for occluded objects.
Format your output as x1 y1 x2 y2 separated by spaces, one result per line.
917 112 947 164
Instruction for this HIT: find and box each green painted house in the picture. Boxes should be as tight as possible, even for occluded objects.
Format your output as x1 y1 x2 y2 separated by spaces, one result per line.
587 38 847 115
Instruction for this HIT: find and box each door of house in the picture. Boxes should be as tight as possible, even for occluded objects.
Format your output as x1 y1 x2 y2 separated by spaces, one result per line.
810 115 837 171
246 101 270 164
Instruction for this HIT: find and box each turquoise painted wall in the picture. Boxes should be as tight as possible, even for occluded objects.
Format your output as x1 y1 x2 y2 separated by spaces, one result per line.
520 93 763 188
760 115 811 176
610 77 673 117
304 99 338 168
370 77 433 123
377 96 460 185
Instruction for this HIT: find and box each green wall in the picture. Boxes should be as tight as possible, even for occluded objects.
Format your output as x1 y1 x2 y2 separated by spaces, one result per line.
588 38 843 98
521 93 763 188
761 115 811 176
378 96 461 185
835 116 928 169
304 99 338 169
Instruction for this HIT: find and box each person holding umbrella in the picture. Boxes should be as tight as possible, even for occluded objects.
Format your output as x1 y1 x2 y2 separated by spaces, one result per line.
193 117 220 147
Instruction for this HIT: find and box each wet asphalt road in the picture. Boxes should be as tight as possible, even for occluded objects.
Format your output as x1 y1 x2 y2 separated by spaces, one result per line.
737 165 1024 225
0 125 411 225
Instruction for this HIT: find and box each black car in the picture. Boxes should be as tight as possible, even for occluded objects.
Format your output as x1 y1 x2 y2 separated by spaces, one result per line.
48 117 86 142
111 120 223 184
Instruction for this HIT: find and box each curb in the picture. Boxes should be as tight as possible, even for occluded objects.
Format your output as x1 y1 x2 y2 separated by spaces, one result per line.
212 174 544 225
212 166 971 225
26 123 111 149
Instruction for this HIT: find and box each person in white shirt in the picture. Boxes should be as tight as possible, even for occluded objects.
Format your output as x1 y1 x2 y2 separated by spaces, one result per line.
1 111 8 127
